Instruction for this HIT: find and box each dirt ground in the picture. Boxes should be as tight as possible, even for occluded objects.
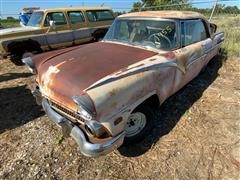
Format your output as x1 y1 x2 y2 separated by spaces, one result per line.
0 54 239 179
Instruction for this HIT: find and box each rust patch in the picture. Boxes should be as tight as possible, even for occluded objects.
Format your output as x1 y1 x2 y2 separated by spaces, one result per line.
161 51 176 60
116 63 145 75
37 42 156 111
33 45 82 70
109 89 118 96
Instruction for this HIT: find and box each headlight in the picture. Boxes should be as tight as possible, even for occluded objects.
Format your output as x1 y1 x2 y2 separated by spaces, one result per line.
22 57 36 74
72 95 96 121
77 105 93 121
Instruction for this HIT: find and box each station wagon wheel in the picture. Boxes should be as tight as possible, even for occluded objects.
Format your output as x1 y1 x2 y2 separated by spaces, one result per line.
124 104 154 144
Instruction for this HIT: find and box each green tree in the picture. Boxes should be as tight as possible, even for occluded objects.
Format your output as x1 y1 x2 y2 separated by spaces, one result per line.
6 16 14 20
132 1 143 11
131 0 191 11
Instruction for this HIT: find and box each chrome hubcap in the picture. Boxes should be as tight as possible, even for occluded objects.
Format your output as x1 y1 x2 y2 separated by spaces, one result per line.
125 112 147 137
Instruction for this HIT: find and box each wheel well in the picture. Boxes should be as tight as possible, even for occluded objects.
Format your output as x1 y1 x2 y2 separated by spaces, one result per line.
92 28 108 39
138 94 160 110
7 39 42 55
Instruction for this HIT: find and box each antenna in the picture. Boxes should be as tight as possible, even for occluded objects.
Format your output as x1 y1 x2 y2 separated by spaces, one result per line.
209 0 218 21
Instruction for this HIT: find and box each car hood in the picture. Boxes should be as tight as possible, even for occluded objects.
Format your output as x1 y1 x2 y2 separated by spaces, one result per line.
37 42 157 110
0 26 38 36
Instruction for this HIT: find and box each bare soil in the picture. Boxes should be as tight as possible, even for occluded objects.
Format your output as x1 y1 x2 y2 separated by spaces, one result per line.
0 54 239 179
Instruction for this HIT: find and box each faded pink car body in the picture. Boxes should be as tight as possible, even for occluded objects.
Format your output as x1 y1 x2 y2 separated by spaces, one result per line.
26 11 224 156
86 40 223 136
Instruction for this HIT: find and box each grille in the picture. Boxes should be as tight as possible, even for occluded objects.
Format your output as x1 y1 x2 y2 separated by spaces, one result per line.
49 100 85 123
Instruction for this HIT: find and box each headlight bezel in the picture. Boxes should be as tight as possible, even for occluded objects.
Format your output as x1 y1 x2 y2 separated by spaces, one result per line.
77 104 94 121
72 95 96 121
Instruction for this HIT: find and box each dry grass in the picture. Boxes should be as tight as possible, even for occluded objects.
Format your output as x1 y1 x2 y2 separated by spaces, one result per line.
0 54 239 179
212 15 240 57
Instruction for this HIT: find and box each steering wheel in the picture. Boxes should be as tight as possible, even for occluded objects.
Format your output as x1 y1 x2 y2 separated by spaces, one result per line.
147 32 172 49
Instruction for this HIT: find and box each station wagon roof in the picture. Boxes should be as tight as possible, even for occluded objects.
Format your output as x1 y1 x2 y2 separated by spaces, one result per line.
118 11 206 20
36 6 112 12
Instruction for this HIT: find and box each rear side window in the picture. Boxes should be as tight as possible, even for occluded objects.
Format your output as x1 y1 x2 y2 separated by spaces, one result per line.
86 10 114 22
44 12 67 26
181 19 208 47
68 11 85 24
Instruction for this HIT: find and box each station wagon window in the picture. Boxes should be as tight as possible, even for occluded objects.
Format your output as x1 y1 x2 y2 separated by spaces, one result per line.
68 11 85 24
44 12 67 26
181 19 208 47
86 10 114 22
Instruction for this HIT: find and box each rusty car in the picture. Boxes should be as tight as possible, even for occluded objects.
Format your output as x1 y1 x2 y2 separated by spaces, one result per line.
0 6 115 64
22 11 224 157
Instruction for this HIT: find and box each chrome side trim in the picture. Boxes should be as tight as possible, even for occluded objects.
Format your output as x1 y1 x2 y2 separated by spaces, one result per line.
186 55 205 69
87 61 185 91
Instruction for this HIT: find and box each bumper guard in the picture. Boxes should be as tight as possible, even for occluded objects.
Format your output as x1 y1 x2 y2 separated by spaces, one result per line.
39 93 125 157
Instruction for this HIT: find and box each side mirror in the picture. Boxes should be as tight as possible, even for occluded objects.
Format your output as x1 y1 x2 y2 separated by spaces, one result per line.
49 20 56 29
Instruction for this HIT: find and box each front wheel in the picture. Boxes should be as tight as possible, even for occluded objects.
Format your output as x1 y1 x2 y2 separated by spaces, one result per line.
124 104 154 144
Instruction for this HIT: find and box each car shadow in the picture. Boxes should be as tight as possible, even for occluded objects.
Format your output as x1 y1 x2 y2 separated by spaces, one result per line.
0 85 44 134
118 53 227 157
0 72 32 83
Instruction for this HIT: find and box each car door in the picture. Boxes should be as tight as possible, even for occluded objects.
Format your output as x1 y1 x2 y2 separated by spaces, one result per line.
173 19 212 92
67 11 92 44
44 11 74 49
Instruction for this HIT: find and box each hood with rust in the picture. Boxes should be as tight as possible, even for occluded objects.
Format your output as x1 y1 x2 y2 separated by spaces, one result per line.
35 42 157 110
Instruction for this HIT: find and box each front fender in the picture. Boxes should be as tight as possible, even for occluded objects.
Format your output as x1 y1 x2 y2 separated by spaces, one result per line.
86 71 158 136
100 90 158 136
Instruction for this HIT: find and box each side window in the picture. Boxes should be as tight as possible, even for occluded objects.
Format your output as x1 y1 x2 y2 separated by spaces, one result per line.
86 11 96 22
44 12 67 26
86 10 114 22
181 20 208 47
68 11 85 24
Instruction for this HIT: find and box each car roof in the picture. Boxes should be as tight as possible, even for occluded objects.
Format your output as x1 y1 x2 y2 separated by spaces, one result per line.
118 11 207 20
36 6 112 12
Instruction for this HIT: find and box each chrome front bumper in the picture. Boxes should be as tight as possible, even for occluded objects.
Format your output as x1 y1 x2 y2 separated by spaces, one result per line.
34 89 125 157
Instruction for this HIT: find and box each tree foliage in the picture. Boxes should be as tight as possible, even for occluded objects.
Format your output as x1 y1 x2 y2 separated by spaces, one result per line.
131 0 240 14
132 0 190 11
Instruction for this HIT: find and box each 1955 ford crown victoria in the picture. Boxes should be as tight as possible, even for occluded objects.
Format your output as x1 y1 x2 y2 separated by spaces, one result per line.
23 11 224 157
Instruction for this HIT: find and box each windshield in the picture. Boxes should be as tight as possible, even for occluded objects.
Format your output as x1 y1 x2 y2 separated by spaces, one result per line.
27 11 43 27
104 19 178 51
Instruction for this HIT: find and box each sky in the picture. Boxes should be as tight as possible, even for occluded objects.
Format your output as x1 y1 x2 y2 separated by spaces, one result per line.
0 0 239 18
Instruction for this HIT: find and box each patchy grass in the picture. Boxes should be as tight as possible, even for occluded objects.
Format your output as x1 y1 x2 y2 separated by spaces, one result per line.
212 15 240 57
0 55 239 179
55 135 64 145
